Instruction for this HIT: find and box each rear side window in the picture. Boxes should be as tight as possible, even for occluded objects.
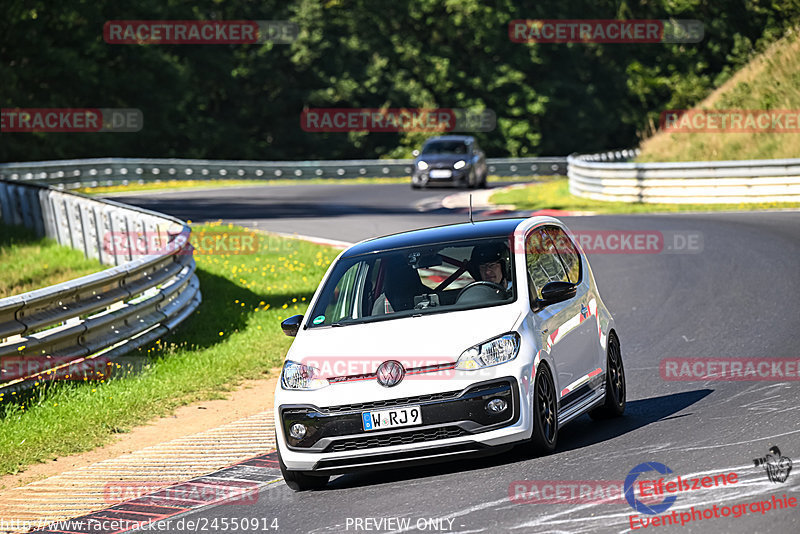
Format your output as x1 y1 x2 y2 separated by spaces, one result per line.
525 227 568 299
545 226 581 284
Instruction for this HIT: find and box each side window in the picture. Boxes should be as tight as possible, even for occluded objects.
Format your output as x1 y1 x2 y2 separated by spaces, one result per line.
324 262 362 323
525 227 567 299
546 226 581 284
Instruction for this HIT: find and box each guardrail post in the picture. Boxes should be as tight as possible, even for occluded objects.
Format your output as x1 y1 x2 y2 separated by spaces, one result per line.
0 182 11 224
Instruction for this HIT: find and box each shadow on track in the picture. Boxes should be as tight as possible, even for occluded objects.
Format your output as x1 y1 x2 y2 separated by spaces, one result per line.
109 198 421 222
323 389 713 491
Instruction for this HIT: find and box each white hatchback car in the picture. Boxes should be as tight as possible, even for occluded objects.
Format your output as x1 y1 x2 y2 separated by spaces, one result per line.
275 217 625 490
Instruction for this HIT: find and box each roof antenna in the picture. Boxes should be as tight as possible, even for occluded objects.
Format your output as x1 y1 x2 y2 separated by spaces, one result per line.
469 194 474 224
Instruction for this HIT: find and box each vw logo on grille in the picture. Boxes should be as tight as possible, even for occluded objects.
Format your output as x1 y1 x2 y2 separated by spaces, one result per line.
376 360 405 388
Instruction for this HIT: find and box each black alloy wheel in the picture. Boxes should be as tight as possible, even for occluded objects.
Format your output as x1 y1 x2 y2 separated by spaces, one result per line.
530 364 558 454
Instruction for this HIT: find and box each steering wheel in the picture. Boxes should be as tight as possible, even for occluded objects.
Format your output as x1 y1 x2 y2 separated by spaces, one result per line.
456 281 506 302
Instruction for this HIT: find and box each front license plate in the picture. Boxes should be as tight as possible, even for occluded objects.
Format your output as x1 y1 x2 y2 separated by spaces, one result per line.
362 405 422 431
429 169 452 178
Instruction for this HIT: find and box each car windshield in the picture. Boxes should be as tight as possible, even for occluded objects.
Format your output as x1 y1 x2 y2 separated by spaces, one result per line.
307 237 515 328
421 140 469 155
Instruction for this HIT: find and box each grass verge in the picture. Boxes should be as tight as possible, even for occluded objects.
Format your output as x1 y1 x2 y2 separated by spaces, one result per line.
0 223 340 476
490 179 800 213
0 223 105 298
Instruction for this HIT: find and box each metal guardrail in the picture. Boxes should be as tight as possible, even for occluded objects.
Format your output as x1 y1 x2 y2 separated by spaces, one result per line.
0 156 567 189
568 149 800 203
0 180 201 394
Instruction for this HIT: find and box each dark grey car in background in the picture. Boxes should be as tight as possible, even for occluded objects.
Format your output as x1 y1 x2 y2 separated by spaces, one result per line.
411 135 488 189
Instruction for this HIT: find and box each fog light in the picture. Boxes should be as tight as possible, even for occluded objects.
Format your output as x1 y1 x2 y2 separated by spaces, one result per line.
289 423 307 440
486 398 508 413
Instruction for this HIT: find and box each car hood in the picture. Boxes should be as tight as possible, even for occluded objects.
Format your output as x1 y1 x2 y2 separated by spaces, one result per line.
287 305 523 372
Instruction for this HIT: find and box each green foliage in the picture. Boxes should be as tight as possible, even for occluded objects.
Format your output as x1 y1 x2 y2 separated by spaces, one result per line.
2 1 799 161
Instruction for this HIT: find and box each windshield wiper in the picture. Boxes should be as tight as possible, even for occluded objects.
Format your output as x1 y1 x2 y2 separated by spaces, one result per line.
329 321 356 327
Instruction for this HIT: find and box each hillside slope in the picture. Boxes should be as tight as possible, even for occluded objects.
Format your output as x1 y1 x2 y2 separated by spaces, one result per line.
638 27 800 162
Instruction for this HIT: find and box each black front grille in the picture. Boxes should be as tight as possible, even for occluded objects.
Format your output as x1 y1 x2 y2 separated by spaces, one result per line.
319 390 461 414
327 426 466 452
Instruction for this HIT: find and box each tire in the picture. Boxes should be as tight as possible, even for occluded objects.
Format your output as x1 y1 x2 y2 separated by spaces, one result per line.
530 364 558 454
467 170 478 189
589 332 626 420
277 442 330 491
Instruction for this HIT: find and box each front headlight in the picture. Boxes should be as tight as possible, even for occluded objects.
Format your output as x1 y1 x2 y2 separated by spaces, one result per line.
456 333 520 370
453 160 466 170
281 360 329 390
417 160 429 170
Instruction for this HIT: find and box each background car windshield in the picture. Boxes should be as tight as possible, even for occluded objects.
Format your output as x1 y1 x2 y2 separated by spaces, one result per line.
421 141 468 155
308 238 514 327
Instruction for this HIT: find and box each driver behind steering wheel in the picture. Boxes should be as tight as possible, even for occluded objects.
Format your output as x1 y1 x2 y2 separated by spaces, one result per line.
469 242 512 292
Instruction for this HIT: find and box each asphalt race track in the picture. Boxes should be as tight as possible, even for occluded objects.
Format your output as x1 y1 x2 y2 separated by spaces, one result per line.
109 183 800 533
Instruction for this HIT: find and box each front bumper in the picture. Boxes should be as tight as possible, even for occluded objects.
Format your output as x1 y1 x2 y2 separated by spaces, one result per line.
412 167 468 185
277 377 528 473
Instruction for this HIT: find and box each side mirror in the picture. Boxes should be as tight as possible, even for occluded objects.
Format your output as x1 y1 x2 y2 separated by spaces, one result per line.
535 281 577 309
412 149 420 157
281 314 304 337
